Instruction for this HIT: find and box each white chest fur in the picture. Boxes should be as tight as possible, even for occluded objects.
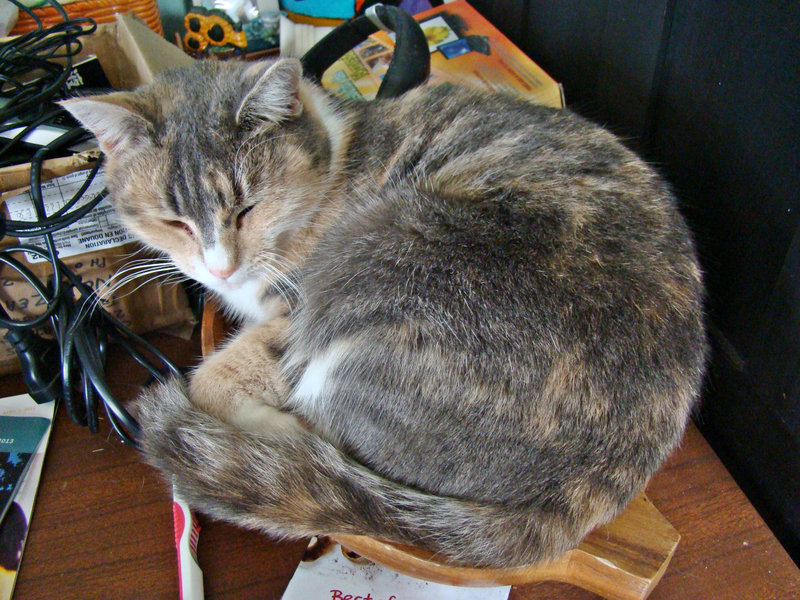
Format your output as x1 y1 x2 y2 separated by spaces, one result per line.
218 279 285 323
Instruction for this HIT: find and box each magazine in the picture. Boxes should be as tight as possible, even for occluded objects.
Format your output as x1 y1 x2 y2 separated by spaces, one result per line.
320 0 563 108
0 416 49 524
0 395 55 600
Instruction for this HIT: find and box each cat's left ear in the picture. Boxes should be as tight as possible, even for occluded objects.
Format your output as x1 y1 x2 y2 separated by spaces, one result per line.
236 58 304 126
60 93 151 157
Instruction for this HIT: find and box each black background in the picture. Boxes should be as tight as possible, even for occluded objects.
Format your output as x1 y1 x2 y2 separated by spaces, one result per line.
467 0 800 565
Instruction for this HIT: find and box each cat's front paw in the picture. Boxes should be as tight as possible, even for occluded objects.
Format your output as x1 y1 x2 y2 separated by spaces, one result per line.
188 365 300 434
187 318 293 432
188 354 300 434
224 402 303 434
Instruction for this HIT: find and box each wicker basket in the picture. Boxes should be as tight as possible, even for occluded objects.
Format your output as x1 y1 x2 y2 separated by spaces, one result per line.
11 0 163 36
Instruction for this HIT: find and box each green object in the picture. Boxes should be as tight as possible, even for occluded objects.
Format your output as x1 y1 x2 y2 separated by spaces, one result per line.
0 415 49 523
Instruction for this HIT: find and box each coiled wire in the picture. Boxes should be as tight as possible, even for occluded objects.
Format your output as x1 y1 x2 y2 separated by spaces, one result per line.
1 0 183 446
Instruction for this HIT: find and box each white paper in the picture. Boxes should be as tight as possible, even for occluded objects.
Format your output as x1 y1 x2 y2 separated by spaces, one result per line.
281 543 510 600
5 167 133 263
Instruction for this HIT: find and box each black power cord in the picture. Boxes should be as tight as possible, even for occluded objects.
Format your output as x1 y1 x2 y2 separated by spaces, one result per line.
1 0 185 447
1 0 97 168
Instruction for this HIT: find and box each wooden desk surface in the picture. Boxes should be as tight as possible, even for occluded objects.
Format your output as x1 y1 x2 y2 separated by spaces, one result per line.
2 332 799 600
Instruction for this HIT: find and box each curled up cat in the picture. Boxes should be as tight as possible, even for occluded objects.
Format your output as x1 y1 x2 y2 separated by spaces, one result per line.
62 57 707 568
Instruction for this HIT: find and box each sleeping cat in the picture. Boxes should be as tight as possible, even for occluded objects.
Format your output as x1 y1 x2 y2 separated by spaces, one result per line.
62 57 707 568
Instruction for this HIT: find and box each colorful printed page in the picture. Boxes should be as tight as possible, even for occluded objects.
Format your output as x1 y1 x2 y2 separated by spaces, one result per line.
320 0 563 108
0 395 56 600
0 416 49 523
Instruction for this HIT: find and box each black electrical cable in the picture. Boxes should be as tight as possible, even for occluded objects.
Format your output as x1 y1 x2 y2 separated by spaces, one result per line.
1 1 95 123
0 108 63 164
1 1 185 447
0 0 97 169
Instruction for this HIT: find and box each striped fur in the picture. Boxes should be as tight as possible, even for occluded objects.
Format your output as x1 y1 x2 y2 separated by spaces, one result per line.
63 58 707 568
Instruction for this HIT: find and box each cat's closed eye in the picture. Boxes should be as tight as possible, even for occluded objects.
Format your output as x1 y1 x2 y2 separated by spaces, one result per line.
165 220 195 238
237 204 255 229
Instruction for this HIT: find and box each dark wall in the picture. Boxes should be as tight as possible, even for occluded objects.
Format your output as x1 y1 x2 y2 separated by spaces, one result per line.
469 0 800 564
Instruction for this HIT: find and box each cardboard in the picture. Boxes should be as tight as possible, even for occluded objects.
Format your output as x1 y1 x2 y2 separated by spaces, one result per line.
0 13 195 375
0 13 192 194
0 150 102 199
84 12 192 91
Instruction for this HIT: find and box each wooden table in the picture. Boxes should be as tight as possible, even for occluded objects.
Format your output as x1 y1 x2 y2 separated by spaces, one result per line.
2 332 799 600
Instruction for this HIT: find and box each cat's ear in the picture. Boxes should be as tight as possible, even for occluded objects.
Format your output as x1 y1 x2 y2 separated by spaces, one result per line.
236 58 304 126
60 93 151 157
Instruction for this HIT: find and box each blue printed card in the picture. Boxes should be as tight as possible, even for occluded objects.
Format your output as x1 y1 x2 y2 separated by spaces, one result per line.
0 415 50 524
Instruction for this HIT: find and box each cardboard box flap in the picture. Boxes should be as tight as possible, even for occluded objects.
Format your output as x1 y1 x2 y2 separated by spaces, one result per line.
82 13 193 91
114 13 193 86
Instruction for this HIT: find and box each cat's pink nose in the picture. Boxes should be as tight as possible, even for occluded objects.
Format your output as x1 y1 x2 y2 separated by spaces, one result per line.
208 265 236 280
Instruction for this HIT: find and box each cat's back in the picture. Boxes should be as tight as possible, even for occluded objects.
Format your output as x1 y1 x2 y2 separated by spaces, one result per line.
300 84 703 367
345 84 632 189
286 84 706 509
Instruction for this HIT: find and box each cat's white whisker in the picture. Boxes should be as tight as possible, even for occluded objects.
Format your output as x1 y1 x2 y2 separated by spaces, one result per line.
257 259 303 304
111 270 189 301
83 262 184 320
112 246 152 260
103 264 175 284
99 265 179 294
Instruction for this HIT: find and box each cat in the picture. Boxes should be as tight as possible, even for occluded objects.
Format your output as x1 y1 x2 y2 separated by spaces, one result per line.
62 57 708 568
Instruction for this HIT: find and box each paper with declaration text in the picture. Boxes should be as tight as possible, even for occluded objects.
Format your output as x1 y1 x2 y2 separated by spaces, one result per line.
4 167 133 263
281 543 510 600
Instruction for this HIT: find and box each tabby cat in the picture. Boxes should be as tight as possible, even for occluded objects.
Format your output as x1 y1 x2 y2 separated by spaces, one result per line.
62 58 707 568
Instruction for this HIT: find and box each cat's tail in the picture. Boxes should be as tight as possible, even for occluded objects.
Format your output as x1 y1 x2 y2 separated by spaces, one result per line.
134 379 584 568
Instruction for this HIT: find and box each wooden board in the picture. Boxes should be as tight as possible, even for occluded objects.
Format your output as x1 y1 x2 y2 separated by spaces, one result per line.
333 494 679 600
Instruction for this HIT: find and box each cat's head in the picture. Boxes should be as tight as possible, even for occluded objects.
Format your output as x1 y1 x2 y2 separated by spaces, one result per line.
62 58 343 318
